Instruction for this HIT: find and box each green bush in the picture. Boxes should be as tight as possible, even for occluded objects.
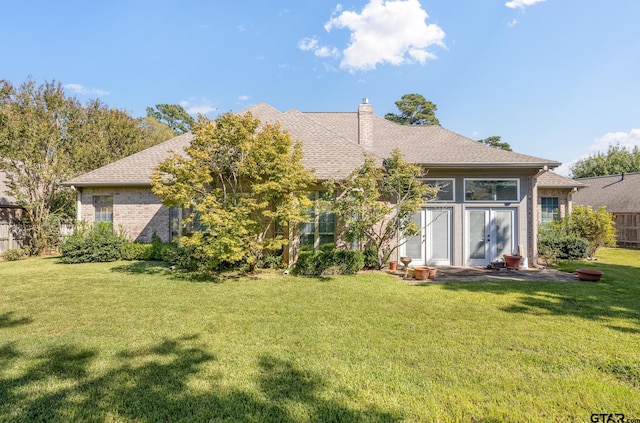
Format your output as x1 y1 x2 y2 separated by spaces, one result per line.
1 248 27 261
121 242 154 260
363 246 379 270
292 248 364 276
60 221 128 263
538 233 590 261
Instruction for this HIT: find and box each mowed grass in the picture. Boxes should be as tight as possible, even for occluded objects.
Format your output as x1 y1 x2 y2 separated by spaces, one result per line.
1 250 639 422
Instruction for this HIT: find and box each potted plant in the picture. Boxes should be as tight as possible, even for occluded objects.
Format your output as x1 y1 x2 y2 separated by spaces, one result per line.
503 254 522 270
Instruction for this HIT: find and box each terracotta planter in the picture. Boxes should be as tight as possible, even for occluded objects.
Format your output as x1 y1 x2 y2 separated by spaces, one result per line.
576 269 603 281
503 254 522 270
427 267 437 279
414 266 430 280
388 261 397 271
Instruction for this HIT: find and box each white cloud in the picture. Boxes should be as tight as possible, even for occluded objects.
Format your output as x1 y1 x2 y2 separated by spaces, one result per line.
508 18 518 28
505 0 546 9
237 95 250 101
300 0 445 72
64 83 110 96
557 129 640 177
589 129 640 151
180 99 218 115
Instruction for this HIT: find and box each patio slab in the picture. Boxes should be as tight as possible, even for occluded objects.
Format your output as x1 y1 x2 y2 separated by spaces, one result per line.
395 266 580 284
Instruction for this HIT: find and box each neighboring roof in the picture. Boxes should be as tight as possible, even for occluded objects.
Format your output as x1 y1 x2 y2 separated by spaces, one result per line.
0 169 19 207
572 172 640 213
63 132 194 187
537 171 587 189
64 102 561 187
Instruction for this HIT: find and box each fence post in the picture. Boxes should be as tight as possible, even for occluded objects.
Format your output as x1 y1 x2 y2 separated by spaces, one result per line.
8 214 13 250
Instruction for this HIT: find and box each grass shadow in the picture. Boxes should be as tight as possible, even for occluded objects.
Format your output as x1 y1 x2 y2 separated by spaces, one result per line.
0 335 401 422
441 261 640 333
0 312 33 328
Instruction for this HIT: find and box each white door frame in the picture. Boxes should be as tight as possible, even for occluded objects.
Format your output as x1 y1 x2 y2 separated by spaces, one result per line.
465 208 516 266
403 208 452 266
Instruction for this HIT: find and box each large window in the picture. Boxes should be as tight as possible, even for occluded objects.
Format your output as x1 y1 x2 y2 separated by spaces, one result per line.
464 179 519 202
540 197 559 225
300 192 335 250
93 195 113 223
423 179 455 202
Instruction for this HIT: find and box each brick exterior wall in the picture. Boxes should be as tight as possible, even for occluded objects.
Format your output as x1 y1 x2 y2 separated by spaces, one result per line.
79 187 171 242
536 188 573 224
358 102 374 148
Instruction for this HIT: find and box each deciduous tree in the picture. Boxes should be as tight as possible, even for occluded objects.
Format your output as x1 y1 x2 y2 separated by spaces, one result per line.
328 149 437 269
151 112 315 272
570 144 640 178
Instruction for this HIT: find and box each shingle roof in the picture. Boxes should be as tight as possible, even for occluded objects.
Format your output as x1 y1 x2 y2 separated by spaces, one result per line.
572 172 640 213
63 102 561 187
304 111 560 168
63 132 194 187
537 171 586 189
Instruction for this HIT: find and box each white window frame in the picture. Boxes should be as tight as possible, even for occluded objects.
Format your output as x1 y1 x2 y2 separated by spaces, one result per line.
93 195 113 223
299 192 335 250
464 178 520 202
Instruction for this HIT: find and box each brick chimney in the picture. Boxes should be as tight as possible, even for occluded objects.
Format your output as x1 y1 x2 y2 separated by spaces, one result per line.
358 98 374 149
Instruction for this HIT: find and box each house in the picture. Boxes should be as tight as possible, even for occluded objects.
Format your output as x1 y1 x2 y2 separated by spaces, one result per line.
535 171 586 226
1 168 24 253
63 101 562 267
572 172 640 247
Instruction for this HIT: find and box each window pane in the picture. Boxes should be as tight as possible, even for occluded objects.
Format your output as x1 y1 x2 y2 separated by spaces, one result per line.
319 234 334 247
465 180 518 201
93 196 113 223
423 179 454 201
318 212 335 233
541 197 559 225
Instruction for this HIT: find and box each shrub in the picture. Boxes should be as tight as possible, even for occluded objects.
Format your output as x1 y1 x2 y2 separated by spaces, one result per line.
292 248 364 276
121 242 154 261
363 246 379 270
568 206 617 257
258 250 285 269
538 233 590 262
1 248 27 261
60 221 128 263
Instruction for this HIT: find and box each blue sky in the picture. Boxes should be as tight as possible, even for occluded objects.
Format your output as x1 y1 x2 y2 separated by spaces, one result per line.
3 0 639 175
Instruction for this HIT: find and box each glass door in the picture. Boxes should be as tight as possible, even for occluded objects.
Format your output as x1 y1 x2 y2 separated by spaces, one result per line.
466 208 515 266
403 208 451 266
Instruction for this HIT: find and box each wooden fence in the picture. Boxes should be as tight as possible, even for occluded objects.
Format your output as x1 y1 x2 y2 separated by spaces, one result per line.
0 221 74 254
615 213 640 248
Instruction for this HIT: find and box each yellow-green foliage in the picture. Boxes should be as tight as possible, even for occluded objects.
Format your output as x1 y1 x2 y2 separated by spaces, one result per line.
328 149 437 269
151 112 315 271
569 205 617 256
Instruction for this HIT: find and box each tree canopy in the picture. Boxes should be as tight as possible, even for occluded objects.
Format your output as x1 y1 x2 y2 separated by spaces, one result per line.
384 93 440 126
570 144 640 178
146 104 195 134
0 78 165 253
151 112 315 272
327 149 437 269
477 135 512 151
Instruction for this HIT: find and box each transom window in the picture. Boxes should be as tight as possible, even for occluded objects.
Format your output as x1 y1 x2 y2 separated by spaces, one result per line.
299 192 335 250
93 195 113 223
464 179 519 202
540 197 559 225
423 179 455 202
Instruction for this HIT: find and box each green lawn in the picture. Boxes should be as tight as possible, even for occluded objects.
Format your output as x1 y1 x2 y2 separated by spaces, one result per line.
1 249 639 422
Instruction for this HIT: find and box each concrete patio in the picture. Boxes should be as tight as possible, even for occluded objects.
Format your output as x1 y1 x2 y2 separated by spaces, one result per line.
394 266 581 284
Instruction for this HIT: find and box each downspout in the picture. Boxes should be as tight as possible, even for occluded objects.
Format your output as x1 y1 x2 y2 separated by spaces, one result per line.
531 167 548 268
72 186 82 222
